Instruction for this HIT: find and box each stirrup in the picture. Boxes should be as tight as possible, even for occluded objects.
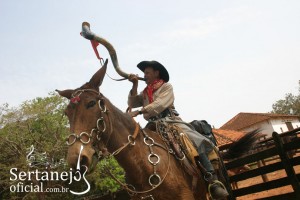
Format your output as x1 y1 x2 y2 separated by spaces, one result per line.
208 180 227 199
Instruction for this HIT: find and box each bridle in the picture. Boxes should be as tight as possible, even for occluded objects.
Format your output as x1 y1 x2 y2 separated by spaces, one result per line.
65 89 172 198
66 89 110 151
65 89 141 158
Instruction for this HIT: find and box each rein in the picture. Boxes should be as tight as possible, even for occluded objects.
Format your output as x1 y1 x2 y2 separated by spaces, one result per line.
104 128 172 196
111 119 140 156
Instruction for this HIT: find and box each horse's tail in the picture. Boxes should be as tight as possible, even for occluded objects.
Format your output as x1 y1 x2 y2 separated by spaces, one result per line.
220 129 262 160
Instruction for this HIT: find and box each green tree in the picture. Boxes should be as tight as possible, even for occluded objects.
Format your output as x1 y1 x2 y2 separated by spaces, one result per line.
271 81 300 115
0 92 70 199
0 92 124 200
94 157 125 194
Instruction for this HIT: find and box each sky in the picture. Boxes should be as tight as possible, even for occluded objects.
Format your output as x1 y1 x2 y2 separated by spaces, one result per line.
0 0 299 128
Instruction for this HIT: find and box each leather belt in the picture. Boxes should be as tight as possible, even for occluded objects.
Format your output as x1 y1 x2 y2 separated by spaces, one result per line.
149 108 178 121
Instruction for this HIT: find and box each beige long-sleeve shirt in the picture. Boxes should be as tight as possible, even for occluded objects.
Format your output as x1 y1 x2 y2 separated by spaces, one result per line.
128 82 175 120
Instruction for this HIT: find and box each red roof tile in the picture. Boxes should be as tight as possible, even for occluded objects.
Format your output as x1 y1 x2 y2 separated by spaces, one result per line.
220 112 299 131
213 128 245 147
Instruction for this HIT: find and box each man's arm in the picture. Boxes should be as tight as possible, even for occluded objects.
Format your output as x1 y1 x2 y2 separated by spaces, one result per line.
129 74 138 96
128 74 143 117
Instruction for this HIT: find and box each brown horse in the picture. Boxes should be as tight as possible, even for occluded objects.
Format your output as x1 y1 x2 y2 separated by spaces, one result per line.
57 60 208 200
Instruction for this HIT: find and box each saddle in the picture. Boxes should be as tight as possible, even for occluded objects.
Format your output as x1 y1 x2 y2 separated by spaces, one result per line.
147 120 220 162
146 120 226 198
146 121 203 190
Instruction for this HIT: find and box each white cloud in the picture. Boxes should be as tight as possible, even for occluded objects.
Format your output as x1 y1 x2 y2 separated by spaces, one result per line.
160 6 261 41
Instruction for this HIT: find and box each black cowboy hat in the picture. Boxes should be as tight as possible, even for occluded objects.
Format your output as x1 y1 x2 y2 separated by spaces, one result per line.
137 60 169 82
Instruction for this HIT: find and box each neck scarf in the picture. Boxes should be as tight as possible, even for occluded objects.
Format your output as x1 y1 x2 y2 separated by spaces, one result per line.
143 79 165 103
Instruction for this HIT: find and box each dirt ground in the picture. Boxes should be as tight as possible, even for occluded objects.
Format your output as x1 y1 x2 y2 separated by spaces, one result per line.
231 154 300 200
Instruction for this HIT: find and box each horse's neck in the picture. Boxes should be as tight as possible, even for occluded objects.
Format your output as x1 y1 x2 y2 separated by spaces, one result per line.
111 128 149 184
104 100 137 153
101 99 156 185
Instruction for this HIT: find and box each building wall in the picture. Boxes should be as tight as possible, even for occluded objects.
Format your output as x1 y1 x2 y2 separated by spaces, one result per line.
242 117 300 138
291 119 300 129
272 118 300 132
242 121 274 138
271 119 289 133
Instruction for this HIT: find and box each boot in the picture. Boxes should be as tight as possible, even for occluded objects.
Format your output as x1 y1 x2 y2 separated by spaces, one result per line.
207 172 229 200
195 155 229 199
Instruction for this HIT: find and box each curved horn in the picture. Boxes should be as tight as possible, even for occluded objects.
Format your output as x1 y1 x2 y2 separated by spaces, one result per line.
81 22 145 81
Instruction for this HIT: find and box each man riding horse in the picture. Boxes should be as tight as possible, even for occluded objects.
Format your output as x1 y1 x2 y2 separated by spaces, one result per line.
127 60 229 199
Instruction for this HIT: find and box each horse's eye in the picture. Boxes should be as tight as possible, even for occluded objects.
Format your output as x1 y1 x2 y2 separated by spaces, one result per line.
86 100 96 109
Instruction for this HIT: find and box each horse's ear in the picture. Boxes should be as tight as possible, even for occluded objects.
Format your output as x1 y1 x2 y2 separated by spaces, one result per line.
89 59 108 89
56 89 74 99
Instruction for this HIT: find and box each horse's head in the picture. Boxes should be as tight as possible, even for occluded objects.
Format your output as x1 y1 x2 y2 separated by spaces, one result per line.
57 60 109 173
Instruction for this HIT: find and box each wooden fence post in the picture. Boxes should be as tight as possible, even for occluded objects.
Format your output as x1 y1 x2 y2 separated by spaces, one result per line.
272 131 300 198
257 160 269 183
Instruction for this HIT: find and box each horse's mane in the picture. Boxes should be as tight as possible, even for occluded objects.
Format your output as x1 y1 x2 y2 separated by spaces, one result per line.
102 95 136 131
